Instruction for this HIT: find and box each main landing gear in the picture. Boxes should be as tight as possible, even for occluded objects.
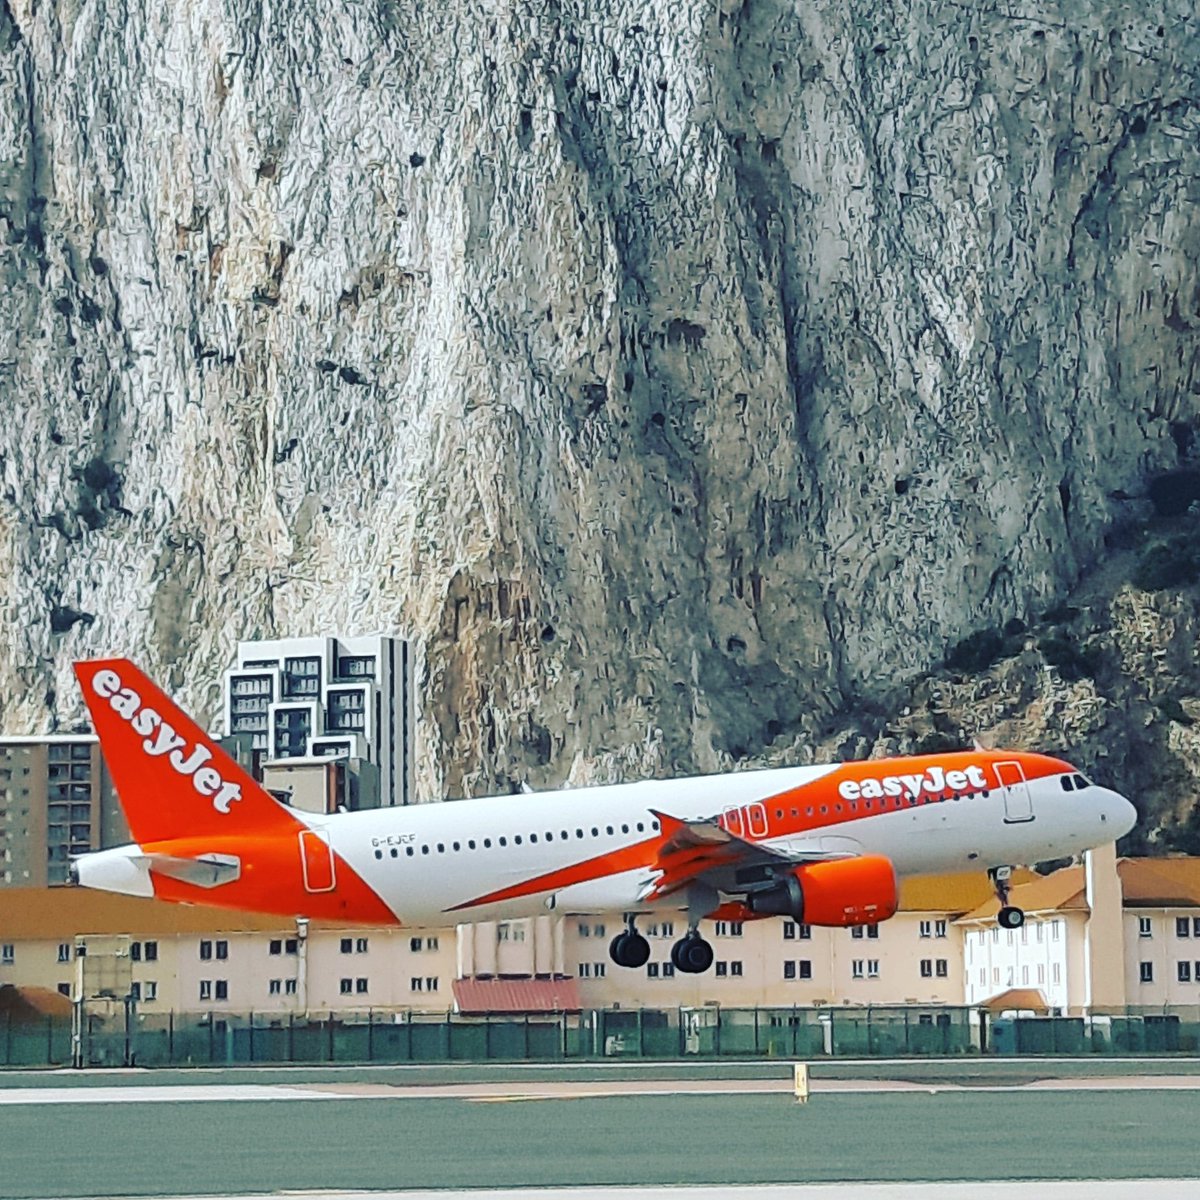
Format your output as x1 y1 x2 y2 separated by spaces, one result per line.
989 865 1025 930
609 918 651 969
670 930 714 974
608 917 717 973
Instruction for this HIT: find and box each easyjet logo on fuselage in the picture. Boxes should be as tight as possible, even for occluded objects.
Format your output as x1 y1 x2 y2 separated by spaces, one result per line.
91 668 242 814
838 764 989 803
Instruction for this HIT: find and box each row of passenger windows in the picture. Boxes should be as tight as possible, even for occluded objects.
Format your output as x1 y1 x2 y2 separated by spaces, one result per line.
372 818 662 860
770 792 990 822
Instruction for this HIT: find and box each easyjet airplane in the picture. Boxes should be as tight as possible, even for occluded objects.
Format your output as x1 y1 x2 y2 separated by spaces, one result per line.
70 659 1137 974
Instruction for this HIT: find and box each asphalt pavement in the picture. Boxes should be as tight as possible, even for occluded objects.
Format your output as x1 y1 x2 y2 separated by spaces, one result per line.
2 1081 1198 1198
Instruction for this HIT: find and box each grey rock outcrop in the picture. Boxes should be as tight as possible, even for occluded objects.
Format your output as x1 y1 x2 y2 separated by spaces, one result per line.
1 1 1198 825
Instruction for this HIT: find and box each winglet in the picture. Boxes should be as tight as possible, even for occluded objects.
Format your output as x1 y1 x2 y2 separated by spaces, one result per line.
650 810 731 857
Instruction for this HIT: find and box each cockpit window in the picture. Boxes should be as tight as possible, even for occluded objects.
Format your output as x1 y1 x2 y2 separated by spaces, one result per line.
1061 775 1075 792
1074 774 1091 789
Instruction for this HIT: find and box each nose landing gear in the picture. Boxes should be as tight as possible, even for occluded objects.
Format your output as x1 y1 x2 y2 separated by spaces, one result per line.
609 917 651 968
989 865 1026 929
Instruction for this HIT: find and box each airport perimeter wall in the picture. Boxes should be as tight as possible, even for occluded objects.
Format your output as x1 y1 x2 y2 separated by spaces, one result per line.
6 1005 1200 1067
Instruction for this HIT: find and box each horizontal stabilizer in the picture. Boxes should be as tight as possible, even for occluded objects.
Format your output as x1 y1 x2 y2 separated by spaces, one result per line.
141 852 241 889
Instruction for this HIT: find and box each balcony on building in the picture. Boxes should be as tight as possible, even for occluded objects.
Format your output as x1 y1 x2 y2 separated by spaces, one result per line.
268 702 321 761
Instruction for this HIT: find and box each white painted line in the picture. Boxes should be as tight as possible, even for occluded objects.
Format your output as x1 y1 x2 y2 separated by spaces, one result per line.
5 1074 1200 1106
0 1084 340 1105
46 1180 1200 1200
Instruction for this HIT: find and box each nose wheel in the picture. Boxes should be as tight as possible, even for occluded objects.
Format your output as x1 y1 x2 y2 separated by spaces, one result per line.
989 865 1025 929
998 905 1025 930
609 919 651 969
670 931 714 974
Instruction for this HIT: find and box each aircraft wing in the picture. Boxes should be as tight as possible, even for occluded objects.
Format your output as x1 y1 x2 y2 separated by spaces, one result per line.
637 810 854 903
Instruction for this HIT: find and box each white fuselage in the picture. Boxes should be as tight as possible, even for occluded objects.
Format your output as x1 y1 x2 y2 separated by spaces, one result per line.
294 764 1134 927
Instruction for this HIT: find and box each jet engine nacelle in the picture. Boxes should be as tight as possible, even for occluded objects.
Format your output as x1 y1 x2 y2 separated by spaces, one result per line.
746 854 899 927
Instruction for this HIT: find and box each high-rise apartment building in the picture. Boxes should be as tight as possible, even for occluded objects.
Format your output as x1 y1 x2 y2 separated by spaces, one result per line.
0 737 126 887
223 635 416 807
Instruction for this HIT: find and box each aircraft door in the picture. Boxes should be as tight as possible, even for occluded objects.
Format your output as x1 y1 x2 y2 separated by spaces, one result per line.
744 803 768 839
993 761 1034 824
723 805 768 839
299 829 336 893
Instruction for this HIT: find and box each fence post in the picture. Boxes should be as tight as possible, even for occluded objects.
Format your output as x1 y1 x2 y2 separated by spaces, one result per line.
754 1008 761 1056
124 997 133 1066
367 1011 375 1063
168 1011 174 1064
248 1012 255 1063
3 1009 10 1066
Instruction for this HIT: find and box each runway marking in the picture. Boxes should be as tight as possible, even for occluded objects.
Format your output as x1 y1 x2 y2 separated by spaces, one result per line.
4 1075 1200 1106
37 1181 1200 1200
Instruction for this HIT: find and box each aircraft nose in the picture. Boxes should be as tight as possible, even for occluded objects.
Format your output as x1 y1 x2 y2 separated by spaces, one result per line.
1105 790 1138 839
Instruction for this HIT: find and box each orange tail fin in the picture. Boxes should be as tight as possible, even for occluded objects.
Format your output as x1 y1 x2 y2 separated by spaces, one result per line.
75 658 294 844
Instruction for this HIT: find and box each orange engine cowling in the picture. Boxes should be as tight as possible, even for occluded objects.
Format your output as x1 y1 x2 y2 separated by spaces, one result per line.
746 855 899 927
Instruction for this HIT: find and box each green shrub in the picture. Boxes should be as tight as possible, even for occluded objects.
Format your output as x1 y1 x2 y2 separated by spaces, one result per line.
1041 603 1080 624
1162 803 1200 855
945 628 1010 673
1133 534 1200 591
1039 634 1102 681
1157 698 1196 727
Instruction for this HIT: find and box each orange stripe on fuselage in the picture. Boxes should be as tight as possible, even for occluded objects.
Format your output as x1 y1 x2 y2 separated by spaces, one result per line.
146 835 401 926
447 834 661 911
448 751 1070 913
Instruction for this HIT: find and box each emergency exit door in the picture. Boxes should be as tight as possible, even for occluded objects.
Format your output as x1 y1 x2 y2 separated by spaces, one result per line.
299 829 336 892
993 761 1034 823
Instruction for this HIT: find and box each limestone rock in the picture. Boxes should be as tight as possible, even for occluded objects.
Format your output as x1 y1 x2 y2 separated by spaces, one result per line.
1 2 1198 841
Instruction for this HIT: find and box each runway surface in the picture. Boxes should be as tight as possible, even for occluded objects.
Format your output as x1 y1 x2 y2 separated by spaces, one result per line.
3 1065 1200 1199
77 1187 1200 1200
40 1186 1200 1200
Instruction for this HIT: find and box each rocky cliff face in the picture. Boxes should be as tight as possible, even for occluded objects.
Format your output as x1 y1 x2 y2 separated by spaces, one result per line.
1 2 1198 835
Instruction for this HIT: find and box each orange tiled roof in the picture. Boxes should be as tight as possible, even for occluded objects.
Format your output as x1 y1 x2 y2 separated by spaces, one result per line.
899 868 1034 914
453 977 582 1014
0 984 73 1020
0 888 301 940
1118 858 1200 907
958 865 1088 922
979 987 1050 1014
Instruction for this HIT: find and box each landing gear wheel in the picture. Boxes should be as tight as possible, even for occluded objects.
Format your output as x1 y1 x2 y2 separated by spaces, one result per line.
998 905 1025 930
623 932 650 967
608 931 651 968
671 933 715 974
609 932 629 965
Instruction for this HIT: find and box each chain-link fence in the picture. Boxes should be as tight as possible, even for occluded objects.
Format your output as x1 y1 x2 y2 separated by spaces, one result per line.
6 1005 1200 1068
